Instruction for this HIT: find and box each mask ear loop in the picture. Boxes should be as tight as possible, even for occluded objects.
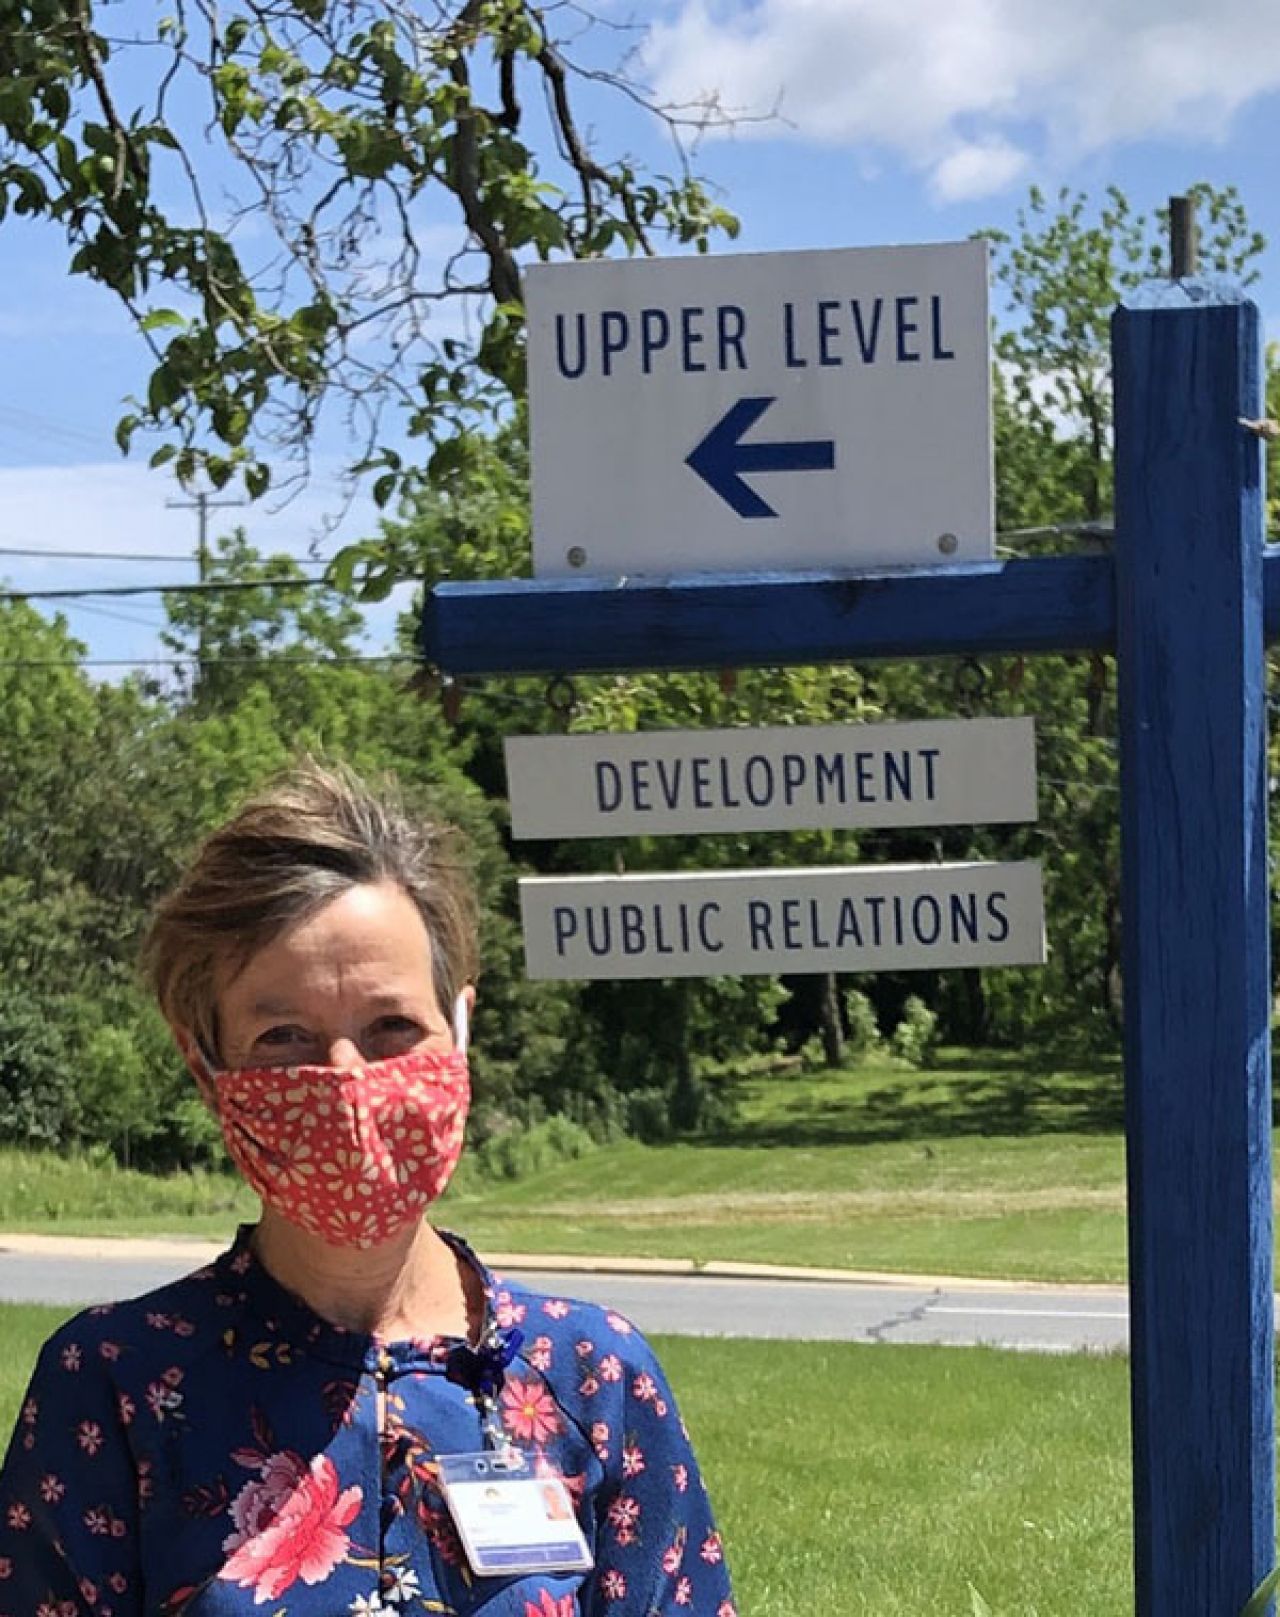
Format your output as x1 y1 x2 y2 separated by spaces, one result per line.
453 991 470 1055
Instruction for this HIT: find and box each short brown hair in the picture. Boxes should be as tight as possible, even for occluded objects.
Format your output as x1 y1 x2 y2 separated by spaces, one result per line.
141 760 478 1061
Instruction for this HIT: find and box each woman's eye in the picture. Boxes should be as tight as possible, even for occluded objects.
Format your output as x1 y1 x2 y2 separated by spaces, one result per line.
256 1026 312 1048
367 1017 425 1053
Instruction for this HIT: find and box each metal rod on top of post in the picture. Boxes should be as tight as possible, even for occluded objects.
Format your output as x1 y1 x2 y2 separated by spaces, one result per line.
1169 194 1200 281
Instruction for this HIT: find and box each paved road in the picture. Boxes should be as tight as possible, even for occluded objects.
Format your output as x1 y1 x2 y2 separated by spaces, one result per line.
0 1240 1129 1354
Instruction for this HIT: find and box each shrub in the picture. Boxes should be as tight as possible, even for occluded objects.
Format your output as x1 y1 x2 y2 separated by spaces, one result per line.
843 989 882 1059
625 1087 674 1143
473 1114 599 1181
0 996 80 1147
890 995 940 1068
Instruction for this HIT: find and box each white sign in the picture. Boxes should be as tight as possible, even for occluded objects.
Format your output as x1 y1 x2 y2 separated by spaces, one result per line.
520 862 1044 980
525 240 992 579
505 718 1035 840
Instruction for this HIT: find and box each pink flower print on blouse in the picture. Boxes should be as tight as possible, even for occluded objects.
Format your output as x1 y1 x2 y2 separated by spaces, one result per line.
500 1375 563 1445
600 1568 627 1601
524 1590 576 1617
495 1292 528 1329
75 1422 104 1456
606 1495 640 1547
146 1367 185 1422
219 1450 361 1606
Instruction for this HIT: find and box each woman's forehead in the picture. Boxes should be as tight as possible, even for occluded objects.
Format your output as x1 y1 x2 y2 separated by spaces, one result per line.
224 882 439 1006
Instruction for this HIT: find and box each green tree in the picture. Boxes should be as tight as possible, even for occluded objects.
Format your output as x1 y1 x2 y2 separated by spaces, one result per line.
161 528 364 712
0 2 736 502
0 602 99 883
882 182 1269 1051
987 182 1264 527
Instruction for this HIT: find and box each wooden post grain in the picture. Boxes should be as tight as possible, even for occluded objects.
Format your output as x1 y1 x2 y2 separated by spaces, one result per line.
1113 283 1273 1615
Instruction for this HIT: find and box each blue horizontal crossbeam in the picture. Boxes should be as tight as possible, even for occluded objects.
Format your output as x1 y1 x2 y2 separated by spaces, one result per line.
421 547 1280 676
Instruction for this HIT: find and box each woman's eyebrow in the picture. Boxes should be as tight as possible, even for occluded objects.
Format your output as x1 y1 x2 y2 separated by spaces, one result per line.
250 998 299 1018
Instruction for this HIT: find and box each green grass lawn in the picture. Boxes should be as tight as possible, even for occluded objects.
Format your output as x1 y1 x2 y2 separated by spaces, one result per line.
0 1146 258 1235
0 1049 1135 1281
0 1303 1133 1615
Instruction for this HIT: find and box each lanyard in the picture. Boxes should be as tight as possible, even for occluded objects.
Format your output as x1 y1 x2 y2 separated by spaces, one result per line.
444 1325 525 1450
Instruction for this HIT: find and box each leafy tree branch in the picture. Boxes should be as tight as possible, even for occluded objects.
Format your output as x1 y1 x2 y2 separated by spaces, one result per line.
0 0 739 503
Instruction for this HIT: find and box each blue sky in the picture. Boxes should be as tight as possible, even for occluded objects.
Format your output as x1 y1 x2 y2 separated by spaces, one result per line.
3 0 1280 671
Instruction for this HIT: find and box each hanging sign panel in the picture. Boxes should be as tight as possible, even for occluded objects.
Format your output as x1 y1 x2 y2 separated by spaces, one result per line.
505 717 1035 839
524 240 992 578
520 861 1044 981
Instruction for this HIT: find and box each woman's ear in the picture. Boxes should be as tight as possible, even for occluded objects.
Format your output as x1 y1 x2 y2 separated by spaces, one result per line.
453 985 477 1054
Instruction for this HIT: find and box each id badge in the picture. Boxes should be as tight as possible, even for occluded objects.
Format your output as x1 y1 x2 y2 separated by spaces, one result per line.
438 1449 594 1578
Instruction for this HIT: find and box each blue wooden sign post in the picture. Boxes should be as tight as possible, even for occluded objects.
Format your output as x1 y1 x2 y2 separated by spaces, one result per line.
1114 286 1273 1613
422 282 1273 1614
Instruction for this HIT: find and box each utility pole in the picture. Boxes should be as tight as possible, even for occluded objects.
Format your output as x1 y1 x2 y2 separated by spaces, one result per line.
166 489 245 689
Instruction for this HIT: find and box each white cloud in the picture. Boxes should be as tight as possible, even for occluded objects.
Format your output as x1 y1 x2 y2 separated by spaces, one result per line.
644 0 1280 200
931 140 1030 204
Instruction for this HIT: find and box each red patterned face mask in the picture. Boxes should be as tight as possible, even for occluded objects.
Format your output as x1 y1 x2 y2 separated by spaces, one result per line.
208 1049 470 1249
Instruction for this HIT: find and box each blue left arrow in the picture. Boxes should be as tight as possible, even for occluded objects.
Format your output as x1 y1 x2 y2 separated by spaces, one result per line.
685 395 836 519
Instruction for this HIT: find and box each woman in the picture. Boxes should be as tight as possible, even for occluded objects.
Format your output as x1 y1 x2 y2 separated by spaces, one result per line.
0 763 735 1616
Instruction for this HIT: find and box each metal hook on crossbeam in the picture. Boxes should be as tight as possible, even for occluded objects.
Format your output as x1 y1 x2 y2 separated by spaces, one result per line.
953 656 988 711
441 676 463 726
545 675 578 730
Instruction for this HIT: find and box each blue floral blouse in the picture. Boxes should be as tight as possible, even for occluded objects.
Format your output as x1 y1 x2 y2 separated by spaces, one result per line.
0 1228 735 1617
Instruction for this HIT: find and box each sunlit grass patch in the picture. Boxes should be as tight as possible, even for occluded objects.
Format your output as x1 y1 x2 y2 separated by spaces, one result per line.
0 1049 1135 1279
0 1146 255 1236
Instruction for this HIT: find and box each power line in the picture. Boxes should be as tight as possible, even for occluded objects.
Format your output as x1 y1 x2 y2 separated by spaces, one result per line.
0 403 108 455
0 547 338 564
0 653 416 669
64 599 170 630
0 547 197 561
0 576 348 601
